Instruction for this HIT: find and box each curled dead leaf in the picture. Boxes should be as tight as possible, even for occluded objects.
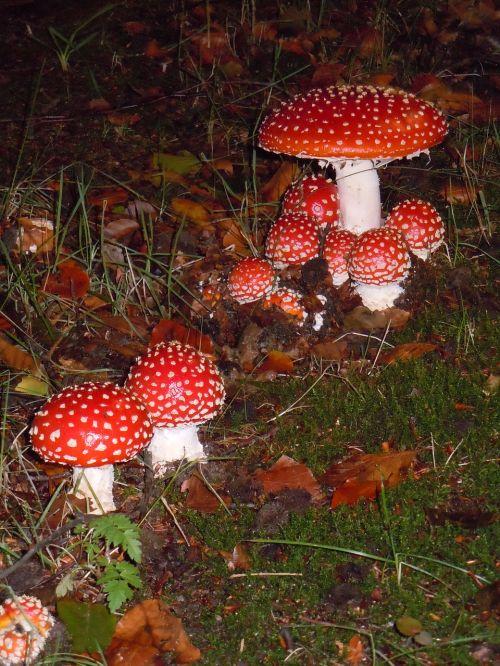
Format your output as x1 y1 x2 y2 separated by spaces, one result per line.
0 333 40 373
255 455 325 504
260 162 300 203
171 198 212 228
380 342 437 365
181 474 230 514
343 306 410 332
257 351 294 375
42 259 90 299
150 319 214 354
17 217 54 254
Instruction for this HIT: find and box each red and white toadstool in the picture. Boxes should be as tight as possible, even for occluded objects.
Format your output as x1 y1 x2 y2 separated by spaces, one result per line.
385 198 445 260
0 595 54 665
258 85 448 235
262 287 306 320
347 228 411 310
265 211 320 268
281 174 340 229
30 382 153 513
323 229 357 286
227 257 275 304
125 342 225 475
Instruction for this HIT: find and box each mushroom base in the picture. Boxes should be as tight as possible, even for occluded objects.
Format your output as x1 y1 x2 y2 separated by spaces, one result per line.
72 465 115 514
353 281 405 311
148 425 206 476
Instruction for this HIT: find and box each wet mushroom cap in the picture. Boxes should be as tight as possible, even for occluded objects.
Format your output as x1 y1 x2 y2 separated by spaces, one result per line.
258 85 447 161
323 229 357 279
30 383 153 467
125 341 225 428
227 257 274 304
265 212 320 267
385 199 444 255
348 228 411 284
0 595 54 665
282 174 340 227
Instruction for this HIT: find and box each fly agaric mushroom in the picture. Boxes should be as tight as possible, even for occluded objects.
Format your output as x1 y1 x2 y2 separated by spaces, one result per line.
265 212 320 268
30 382 153 513
227 257 275 304
323 229 357 286
262 287 306 320
347 228 411 310
258 85 448 235
0 595 54 665
125 341 225 475
281 174 340 229
385 198 445 260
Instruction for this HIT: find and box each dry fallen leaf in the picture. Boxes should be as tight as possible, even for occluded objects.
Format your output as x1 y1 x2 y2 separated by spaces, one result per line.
323 450 417 508
42 259 90 299
88 188 129 207
0 333 40 373
347 634 366 666
380 342 437 365
220 543 252 571
257 351 294 375
181 474 230 514
17 216 54 254
343 306 410 332
260 162 300 203
150 319 214 354
106 599 201 664
255 455 325 504
171 197 212 228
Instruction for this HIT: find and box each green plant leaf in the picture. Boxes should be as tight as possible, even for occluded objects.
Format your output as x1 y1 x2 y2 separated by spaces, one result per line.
99 578 135 613
91 513 142 562
395 615 423 637
152 150 201 175
57 599 117 653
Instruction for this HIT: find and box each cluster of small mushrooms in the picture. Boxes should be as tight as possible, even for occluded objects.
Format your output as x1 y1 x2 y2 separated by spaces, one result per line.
0 595 54 665
30 341 225 514
227 84 448 313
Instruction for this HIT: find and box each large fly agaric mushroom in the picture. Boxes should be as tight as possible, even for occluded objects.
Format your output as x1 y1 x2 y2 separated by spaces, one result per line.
265 211 320 268
0 595 54 665
347 228 411 310
281 173 340 229
227 257 275 304
125 341 225 475
385 198 445 260
30 382 153 513
258 85 448 235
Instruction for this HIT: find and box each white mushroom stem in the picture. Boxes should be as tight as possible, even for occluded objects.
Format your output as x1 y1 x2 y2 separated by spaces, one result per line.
333 160 382 235
353 281 404 311
72 465 115 514
148 425 206 477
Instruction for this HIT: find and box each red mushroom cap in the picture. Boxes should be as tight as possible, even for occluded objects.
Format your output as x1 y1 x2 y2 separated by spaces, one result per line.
347 228 411 284
30 383 153 467
265 212 320 268
125 342 225 428
282 174 340 228
385 199 445 256
258 85 447 161
0 595 54 665
227 257 275 304
323 229 357 282
262 287 306 319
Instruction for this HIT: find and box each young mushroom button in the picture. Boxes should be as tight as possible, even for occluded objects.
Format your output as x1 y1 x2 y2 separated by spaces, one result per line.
258 85 448 235
125 341 225 476
30 382 153 513
265 212 320 268
281 174 340 229
347 228 411 311
385 198 445 260
323 229 357 286
0 595 54 665
227 257 275 304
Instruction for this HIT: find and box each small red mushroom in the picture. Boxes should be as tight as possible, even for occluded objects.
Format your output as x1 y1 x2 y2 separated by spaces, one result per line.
259 85 448 235
30 382 153 513
227 257 275 304
0 595 54 665
125 342 225 475
347 228 411 310
265 212 320 268
323 229 357 286
281 174 340 229
262 287 306 320
385 198 445 260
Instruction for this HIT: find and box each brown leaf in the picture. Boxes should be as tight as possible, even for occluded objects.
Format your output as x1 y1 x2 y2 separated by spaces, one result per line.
255 455 325 504
380 342 437 365
181 474 228 514
219 218 252 255
323 450 417 508
257 351 294 375
42 259 90 299
106 112 141 126
0 333 40 373
347 634 366 666
17 216 54 254
144 39 169 59
439 180 478 205
150 319 214 354
106 599 201 664
260 162 300 203
104 217 140 241
343 306 410 332
311 340 348 361
88 98 112 111
220 543 252 571
171 198 212 228
88 188 129 207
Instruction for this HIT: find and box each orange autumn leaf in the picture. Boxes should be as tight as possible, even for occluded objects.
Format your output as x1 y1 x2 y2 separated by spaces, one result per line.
219 218 252 255
0 314 14 331
144 39 169 59
323 450 417 508
42 259 90 299
0 333 39 373
18 216 54 254
171 198 212 228
181 474 230 514
220 543 252 571
87 188 129 207
150 319 214 354
257 350 294 375
254 455 325 504
347 634 366 666
106 112 141 126
260 162 300 203
440 180 478 205
106 599 201 665
123 21 148 35
380 342 437 365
